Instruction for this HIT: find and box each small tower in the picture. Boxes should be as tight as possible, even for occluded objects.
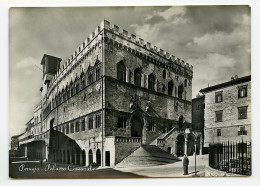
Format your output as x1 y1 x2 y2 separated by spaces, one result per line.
40 54 62 93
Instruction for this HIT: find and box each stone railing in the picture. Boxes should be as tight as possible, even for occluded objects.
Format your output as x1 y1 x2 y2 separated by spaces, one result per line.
115 136 142 143
157 128 185 144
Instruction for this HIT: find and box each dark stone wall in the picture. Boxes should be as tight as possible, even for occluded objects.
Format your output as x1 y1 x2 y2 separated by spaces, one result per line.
192 96 205 131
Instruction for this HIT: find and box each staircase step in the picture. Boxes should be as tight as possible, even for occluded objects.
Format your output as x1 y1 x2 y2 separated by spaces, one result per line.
116 145 180 168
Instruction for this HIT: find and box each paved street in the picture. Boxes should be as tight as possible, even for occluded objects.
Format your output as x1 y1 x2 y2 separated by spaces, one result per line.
9 155 208 178
114 154 208 177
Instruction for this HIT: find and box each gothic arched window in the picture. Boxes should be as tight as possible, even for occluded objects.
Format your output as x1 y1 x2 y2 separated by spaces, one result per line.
148 73 155 91
178 84 184 99
168 80 174 96
117 61 126 82
163 69 166 79
134 68 142 86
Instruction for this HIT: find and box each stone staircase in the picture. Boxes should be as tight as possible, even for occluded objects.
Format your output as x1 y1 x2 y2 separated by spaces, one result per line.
116 145 180 167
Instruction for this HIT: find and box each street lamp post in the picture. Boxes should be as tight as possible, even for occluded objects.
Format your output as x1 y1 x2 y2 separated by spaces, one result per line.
193 140 199 177
185 128 200 177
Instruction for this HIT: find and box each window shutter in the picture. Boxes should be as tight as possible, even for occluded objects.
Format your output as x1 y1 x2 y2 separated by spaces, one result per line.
245 131 247 135
238 131 240 136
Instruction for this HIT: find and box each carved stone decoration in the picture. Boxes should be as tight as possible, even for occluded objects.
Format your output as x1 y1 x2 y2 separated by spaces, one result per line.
145 101 151 112
129 94 140 109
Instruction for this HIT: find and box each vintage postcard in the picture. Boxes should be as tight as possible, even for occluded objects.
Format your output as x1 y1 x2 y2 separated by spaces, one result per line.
9 6 251 179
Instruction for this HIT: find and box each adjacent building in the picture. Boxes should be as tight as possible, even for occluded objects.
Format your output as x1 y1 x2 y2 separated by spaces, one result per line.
200 75 251 147
192 95 205 153
12 20 202 167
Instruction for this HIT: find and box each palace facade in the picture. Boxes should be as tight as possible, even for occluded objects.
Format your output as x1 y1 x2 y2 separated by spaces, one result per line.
13 20 202 167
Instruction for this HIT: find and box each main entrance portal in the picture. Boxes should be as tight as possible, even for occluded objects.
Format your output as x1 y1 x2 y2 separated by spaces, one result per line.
131 115 143 137
176 134 185 157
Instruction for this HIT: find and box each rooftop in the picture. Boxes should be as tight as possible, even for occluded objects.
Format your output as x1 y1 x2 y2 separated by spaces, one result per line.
200 75 251 93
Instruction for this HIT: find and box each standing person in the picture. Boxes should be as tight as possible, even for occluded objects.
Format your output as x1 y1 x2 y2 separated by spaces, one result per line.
183 154 189 175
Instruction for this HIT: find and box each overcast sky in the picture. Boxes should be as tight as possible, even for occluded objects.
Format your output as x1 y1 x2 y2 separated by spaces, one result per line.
9 6 251 138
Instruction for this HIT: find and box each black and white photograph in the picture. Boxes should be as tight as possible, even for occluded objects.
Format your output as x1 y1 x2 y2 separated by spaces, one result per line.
8 5 252 179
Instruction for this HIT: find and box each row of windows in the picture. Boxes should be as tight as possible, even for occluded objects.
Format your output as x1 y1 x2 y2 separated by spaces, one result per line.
215 85 248 103
56 113 102 134
43 65 101 119
215 106 248 122
216 126 247 137
162 69 190 87
117 61 187 99
34 115 42 124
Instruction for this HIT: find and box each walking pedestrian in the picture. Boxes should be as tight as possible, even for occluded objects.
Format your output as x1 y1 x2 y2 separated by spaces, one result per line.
183 154 189 175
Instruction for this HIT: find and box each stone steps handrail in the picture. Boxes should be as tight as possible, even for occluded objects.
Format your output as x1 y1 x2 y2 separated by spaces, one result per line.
157 128 186 143
115 136 142 143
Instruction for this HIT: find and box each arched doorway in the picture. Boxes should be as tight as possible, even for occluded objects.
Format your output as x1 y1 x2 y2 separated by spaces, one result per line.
131 115 143 137
72 150 75 164
53 149 56 162
50 118 54 129
63 150 66 163
187 134 195 156
82 150 86 166
59 150 62 162
76 149 80 165
67 150 70 164
96 149 101 166
176 135 185 157
88 149 93 165
178 116 184 128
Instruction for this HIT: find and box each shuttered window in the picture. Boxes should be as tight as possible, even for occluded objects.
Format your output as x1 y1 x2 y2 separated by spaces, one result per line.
238 107 247 119
215 110 223 122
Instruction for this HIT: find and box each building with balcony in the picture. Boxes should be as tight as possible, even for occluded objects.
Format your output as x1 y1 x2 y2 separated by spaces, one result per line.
12 20 202 167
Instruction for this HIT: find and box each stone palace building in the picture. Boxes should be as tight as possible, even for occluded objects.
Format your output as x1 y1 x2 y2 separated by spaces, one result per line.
12 20 202 167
